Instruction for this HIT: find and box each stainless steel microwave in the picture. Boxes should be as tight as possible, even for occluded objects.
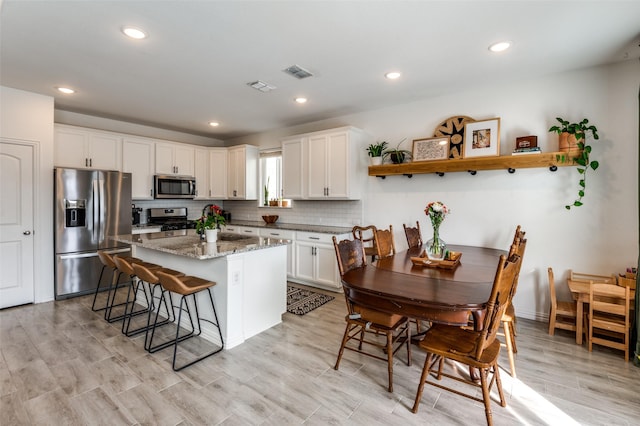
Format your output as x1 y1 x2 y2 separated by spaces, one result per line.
154 175 196 199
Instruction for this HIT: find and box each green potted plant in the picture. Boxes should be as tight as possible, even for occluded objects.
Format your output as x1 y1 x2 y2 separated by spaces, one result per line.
548 117 600 210
382 139 411 164
366 141 388 166
196 204 226 241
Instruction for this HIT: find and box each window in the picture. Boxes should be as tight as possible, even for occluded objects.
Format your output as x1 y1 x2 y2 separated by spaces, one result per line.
260 150 281 206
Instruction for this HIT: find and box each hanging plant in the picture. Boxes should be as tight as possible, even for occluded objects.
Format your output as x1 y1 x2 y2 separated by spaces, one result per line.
549 117 600 209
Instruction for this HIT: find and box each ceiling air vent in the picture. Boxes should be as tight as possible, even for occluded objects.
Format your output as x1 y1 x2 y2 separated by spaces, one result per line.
283 65 313 79
247 80 276 92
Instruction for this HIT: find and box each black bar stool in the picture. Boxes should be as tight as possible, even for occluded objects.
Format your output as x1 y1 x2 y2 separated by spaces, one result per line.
130 261 184 341
105 255 155 325
94 251 142 315
149 271 224 371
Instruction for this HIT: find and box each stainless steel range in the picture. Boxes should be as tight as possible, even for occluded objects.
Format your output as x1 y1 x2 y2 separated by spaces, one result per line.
147 207 196 231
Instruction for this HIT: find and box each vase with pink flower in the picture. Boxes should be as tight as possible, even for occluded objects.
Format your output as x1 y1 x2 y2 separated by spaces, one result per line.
424 201 450 260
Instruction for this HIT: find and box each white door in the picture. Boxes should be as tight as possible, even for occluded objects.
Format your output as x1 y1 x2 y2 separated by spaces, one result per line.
0 141 35 308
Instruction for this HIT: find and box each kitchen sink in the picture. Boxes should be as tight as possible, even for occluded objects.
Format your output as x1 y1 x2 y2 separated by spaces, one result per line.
219 233 254 242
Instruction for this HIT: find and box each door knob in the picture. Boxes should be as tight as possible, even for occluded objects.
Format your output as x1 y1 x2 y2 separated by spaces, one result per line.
23 230 32 235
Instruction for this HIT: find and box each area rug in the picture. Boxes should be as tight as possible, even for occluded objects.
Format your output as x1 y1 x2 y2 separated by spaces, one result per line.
286 285 335 315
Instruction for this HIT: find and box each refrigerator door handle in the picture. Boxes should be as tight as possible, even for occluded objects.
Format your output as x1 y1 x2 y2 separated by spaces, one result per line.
58 247 131 261
97 177 106 243
59 252 99 260
92 178 99 243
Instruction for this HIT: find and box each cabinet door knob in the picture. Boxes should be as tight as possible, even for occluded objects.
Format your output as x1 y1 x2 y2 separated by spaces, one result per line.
23 230 32 235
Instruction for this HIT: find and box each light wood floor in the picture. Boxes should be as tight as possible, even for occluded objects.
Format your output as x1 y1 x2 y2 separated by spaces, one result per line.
1 286 639 425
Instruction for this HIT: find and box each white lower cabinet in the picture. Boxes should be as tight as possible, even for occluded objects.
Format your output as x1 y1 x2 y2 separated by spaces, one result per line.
223 225 259 236
259 228 295 278
221 225 345 289
294 231 343 290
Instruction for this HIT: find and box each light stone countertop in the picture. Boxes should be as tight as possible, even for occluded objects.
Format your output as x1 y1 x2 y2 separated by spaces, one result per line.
112 229 289 260
226 220 353 234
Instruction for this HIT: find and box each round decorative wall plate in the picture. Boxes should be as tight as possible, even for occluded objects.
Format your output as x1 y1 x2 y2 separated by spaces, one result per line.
433 115 475 159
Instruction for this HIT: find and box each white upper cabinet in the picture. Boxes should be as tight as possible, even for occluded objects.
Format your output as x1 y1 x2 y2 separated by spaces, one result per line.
122 136 155 200
193 147 210 200
282 126 367 200
155 141 194 176
227 145 258 200
281 137 306 199
54 124 122 171
209 148 228 199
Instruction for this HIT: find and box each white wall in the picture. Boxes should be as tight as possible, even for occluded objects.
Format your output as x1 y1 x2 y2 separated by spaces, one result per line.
55 110 225 147
229 60 640 321
1 86 55 303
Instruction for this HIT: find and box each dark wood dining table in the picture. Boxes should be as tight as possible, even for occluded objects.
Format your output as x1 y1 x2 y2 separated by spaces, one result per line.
341 244 506 327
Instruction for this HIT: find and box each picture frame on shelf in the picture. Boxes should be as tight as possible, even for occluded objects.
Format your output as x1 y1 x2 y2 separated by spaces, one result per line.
412 136 450 162
515 135 537 150
463 118 501 158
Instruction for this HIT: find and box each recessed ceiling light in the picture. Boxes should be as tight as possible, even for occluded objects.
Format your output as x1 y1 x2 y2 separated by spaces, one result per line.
122 26 147 39
489 41 511 52
208 121 220 127
385 71 401 80
56 87 75 94
294 97 307 104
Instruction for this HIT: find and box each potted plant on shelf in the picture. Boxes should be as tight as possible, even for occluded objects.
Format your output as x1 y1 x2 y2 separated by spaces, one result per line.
196 204 226 242
548 117 600 210
366 141 388 166
382 139 411 164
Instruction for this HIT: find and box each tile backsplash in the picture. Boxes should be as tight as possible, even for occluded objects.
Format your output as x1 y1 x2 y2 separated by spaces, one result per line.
133 199 363 227
225 200 363 227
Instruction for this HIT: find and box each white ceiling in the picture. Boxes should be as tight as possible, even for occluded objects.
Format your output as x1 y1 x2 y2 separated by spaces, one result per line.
2 1 639 141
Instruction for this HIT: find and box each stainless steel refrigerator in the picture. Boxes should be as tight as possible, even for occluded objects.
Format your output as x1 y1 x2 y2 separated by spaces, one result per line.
54 168 132 299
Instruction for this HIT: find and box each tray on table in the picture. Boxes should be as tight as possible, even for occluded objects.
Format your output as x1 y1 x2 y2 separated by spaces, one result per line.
410 250 462 269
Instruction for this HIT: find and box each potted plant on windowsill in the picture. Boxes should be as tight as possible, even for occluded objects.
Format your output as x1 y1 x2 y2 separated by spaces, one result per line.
366 141 388 166
382 139 411 164
548 117 600 210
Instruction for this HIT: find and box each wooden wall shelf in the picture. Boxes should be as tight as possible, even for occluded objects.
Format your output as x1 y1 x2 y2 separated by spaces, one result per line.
368 151 576 178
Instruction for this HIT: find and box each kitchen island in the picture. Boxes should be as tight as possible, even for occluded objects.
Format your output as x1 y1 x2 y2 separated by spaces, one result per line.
112 230 289 349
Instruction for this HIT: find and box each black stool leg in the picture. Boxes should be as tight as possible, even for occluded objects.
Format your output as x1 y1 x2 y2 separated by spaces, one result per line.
121 276 154 335
172 288 224 371
146 289 195 353
144 287 175 351
91 263 110 312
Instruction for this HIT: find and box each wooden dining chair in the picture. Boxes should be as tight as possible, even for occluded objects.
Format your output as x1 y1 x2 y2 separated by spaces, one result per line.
332 236 411 392
374 225 395 259
500 235 526 378
569 270 616 285
352 225 378 261
412 252 522 426
547 267 578 336
588 282 632 361
403 221 422 248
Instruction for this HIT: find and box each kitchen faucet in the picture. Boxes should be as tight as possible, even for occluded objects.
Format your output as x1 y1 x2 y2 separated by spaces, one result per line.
198 204 216 240
202 204 215 219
